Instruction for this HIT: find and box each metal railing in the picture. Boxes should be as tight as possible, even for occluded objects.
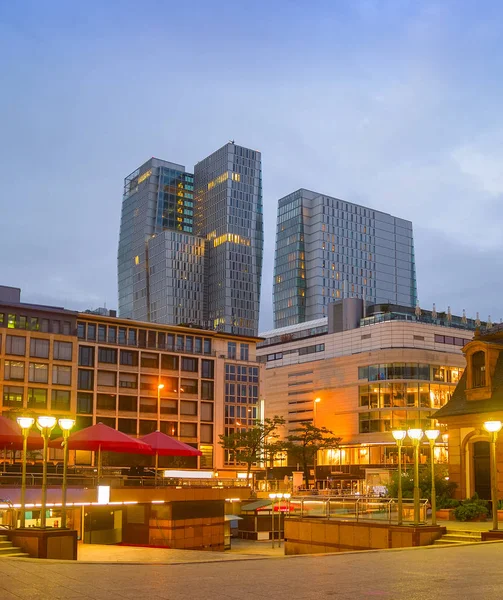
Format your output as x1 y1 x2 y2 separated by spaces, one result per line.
286 495 429 524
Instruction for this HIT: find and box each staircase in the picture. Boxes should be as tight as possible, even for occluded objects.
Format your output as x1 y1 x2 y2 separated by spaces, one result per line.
0 534 30 558
433 529 482 546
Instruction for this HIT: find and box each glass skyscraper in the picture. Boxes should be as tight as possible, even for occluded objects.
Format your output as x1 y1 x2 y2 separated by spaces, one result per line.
194 142 263 337
118 143 263 337
273 189 417 328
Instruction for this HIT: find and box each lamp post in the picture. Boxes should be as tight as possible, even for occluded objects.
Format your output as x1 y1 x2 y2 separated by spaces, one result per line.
425 428 440 526
407 428 424 526
16 417 35 528
155 383 165 486
391 429 406 525
59 418 75 529
269 493 277 548
36 416 57 528
483 420 502 531
313 398 321 489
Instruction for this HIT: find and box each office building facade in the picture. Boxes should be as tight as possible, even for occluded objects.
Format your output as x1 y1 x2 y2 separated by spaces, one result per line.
0 287 261 472
273 189 417 328
258 300 478 493
118 143 263 337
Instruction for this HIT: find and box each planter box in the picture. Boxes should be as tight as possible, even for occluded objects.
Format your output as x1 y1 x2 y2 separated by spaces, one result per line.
436 509 456 521
498 510 503 522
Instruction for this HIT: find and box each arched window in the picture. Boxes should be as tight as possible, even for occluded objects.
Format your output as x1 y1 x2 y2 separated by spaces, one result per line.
472 351 486 388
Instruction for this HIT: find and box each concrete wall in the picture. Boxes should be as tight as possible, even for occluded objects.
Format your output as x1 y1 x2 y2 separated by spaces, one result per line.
284 517 444 555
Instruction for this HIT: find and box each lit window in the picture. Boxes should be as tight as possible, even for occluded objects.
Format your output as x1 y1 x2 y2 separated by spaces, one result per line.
134 256 140 265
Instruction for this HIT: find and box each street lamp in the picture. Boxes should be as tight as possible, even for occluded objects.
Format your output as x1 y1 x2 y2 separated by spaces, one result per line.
407 428 424 526
425 428 440 526
484 420 502 531
59 418 75 529
157 383 164 429
313 398 321 489
16 417 34 528
391 429 406 525
36 416 57 528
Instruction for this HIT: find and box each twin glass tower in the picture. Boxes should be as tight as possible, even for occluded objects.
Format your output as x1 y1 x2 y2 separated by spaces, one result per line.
118 143 263 337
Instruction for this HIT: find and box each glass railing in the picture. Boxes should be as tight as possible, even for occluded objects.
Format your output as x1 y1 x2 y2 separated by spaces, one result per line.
286 495 428 524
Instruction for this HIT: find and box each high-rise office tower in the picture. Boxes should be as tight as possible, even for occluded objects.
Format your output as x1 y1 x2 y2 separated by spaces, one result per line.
194 143 263 337
273 189 417 328
118 143 263 336
117 158 204 325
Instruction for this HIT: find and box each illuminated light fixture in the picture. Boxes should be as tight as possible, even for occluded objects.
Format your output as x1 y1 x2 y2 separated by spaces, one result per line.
484 421 503 433
157 384 165 390
391 429 406 441
407 428 424 441
97 485 111 505
425 429 440 441
59 418 75 431
17 417 35 430
37 416 56 429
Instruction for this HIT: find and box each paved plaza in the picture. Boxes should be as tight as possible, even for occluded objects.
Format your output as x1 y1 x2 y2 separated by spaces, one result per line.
1 542 503 600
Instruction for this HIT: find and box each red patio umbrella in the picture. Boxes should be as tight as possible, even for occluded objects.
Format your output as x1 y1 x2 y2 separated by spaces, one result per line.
0 416 44 471
50 422 152 478
140 431 202 485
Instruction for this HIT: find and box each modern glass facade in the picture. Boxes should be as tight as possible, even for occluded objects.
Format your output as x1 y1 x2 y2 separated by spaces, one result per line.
194 143 263 336
118 143 263 336
273 189 417 328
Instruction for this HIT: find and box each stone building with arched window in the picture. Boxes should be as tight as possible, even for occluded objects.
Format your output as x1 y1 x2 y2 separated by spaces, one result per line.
433 327 503 500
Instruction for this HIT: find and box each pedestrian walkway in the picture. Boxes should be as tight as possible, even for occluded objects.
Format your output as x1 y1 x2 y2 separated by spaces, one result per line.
2 542 503 599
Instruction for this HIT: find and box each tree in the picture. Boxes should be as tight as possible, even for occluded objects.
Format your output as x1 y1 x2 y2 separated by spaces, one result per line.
218 416 285 486
284 422 341 488
386 464 457 505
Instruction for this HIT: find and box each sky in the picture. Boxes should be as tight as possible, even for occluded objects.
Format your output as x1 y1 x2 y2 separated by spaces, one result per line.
1 0 503 332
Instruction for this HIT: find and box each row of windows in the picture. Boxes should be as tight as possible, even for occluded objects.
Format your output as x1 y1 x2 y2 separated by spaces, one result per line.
434 334 471 347
263 343 325 362
225 364 259 382
3 361 71 385
359 383 454 409
3 336 73 360
227 342 249 360
0 313 73 335
77 322 213 355
359 409 434 434
3 386 71 411
358 363 463 383
78 346 214 377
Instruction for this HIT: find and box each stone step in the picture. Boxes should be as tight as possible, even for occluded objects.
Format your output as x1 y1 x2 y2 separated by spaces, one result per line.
0 545 24 556
445 530 484 536
0 535 8 541
0 552 30 558
442 534 481 543
433 539 466 545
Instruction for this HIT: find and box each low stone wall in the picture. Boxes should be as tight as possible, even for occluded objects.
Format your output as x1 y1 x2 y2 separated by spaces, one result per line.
8 528 78 560
284 518 445 555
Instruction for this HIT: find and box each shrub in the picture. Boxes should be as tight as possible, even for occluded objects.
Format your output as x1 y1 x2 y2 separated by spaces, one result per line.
437 497 460 509
386 465 457 503
454 494 489 521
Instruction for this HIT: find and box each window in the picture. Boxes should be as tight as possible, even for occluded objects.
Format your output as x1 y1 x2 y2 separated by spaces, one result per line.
201 359 214 379
472 351 486 388
29 338 49 358
52 320 60 334
201 380 214 400
108 326 117 344
119 395 137 412
119 373 138 389
98 348 117 364
27 388 48 409
52 389 71 411
4 360 25 381
228 342 237 359
118 327 127 345
180 401 197 416
201 402 214 421
118 419 136 435
180 422 197 437
97 394 116 411
53 365 71 385
97 370 117 387
87 324 96 341
120 350 138 366
78 369 94 390
161 354 178 370
6 335 26 356
40 319 49 333
28 362 48 383
141 353 159 369
78 346 95 367
240 343 249 361
54 341 73 361
358 366 369 380
7 314 16 328
128 329 137 346
98 325 106 342
160 421 177 436
139 420 156 435
160 399 177 414
200 424 213 443
139 397 156 413
62 321 72 335
181 378 198 394
3 386 23 407
203 339 212 355
181 357 198 372
77 322 86 339
77 392 93 414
